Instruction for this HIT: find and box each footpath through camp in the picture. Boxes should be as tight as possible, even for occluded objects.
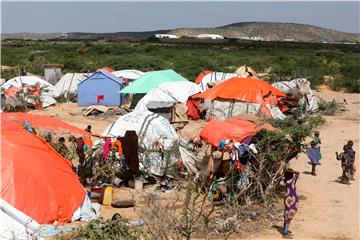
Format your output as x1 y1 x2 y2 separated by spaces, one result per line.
248 89 360 240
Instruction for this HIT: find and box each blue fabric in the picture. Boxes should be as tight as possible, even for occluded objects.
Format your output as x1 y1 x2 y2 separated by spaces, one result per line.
78 71 124 107
23 121 33 133
307 147 321 164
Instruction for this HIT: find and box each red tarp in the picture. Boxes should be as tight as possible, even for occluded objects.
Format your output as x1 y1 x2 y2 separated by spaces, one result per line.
194 77 285 105
1 112 90 136
96 67 114 72
1 121 86 224
200 118 275 147
186 99 201 120
194 70 213 84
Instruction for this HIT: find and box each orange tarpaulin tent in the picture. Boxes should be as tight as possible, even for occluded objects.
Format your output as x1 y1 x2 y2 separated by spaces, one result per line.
194 70 213 84
194 77 285 104
1 112 90 136
96 67 114 72
200 118 275 147
1 121 86 224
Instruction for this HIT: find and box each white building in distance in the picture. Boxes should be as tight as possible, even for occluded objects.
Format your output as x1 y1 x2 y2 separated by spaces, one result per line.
196 34 224 40
155 34 179 39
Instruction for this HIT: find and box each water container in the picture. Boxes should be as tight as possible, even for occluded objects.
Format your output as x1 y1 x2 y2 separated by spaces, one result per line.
102 186 113 206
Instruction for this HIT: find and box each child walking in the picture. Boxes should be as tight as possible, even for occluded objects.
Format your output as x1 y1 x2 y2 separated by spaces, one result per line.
283 169 300 238
336 145 352 184
307 141 321 175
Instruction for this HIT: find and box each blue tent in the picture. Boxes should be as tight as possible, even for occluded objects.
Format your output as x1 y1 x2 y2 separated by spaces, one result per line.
78 70 124 107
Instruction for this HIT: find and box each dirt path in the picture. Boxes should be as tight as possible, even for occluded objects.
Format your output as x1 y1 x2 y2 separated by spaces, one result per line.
248 91 360 240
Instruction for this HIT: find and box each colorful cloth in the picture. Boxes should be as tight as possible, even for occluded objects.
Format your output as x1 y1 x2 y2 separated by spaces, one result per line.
111 140 123 156
307 147 321 165
83 136 92 159
103 138 111 160
284 174 299 224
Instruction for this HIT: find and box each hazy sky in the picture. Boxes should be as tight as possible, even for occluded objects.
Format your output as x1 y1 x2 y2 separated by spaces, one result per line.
1 1 359 33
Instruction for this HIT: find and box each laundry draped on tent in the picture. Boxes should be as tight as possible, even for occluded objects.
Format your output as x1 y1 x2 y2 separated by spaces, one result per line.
134 81 201 112
1 76 60 107
1 121 86 224
194 77 286 120
120 69 188 94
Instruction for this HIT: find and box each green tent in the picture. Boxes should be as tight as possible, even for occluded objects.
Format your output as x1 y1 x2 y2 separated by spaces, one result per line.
120 69 188 94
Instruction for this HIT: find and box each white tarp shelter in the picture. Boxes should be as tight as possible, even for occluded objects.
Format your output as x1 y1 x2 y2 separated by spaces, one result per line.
135 81 201 112
1 76 60 107
112 70 144 80
203 99 286 120
55 73 89 96
272 78 319 113
99 111 179 175
198 72 238 92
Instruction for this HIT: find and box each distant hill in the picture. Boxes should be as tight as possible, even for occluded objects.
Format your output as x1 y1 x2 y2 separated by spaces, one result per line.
2 22 359 43
1 30 170 40
169 22 359 42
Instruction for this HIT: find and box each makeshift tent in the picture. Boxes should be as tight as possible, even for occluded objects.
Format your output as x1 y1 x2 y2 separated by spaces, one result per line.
200 118 274 147
195 78 286 119
198 72 238 92
1 112 90 136
1 76 60 107
195 70 213 84
113 69 144 80
1 121 86 224
55 73 89 96
120 69 188 94
272 78 319 113
98 111 179 175
96 67 114 72
134 81 201 112
234 65 258 78
78 70 124 107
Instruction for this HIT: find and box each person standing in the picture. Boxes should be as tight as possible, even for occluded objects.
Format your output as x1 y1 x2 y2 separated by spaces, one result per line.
347 140 356 180
283 169 300 238
336 145 352 184
307 141 321 175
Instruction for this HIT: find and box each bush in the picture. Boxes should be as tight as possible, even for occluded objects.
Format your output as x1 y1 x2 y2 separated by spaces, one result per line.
58 215 147 240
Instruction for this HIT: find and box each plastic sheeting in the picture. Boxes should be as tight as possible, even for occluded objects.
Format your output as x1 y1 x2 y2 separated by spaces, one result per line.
195 77 285 103
113 69 144 80
55 73 89 96
194 70 213 84
100 111 178 150
1 121 86 224
135 81 201 112
198 72 238 92
200 119 259 147
1 76 60 107
272 78 319 113
1 112 90 136
204 99 286 120
121 70 188 94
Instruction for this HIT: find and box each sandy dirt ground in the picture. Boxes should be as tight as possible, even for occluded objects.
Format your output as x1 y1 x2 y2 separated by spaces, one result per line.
30 90 359 239
247 90 360 240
